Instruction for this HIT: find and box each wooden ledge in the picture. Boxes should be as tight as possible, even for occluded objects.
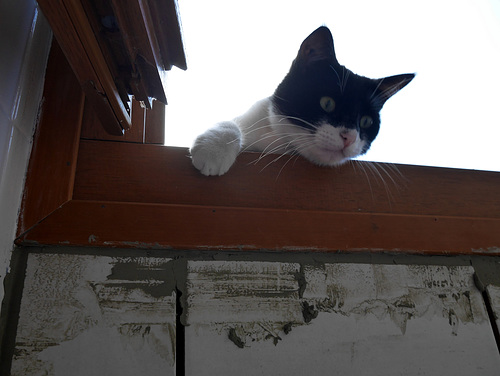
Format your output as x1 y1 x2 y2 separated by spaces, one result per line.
17 140 500 255
16 37 500 255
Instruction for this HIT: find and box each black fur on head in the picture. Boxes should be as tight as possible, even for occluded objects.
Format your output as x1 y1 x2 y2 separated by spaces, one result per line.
272 26 414 157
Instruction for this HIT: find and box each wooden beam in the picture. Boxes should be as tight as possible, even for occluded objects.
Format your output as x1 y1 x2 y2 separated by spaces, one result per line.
15 198 500 255
145 100 165 144
17 41 84 235
16 140 500 255
72 141 500 220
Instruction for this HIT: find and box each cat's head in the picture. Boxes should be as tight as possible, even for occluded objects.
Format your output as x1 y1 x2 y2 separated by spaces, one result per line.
271 26 414 166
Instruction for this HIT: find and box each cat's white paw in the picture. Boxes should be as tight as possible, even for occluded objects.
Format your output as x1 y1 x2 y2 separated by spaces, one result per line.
190 121 242 176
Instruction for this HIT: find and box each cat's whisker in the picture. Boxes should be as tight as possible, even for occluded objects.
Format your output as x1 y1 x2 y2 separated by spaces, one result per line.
224 117 279 146
255 134 312 161
291 138 320 152
277 116 319 130
341 67 350 94
244 116 279 132
275 153 303 181
385 163 408 185
257 140 292 161
371 77 413 107
259 150 298 173
256 147 305 179
241 118 281 140
374 162 408 202
242 119 316 152
251 132 316 166
242 127 298 151
358 161 376 201
361 162 391 203
249 126 315 147
330 65 342 92
273 94 290 103
365 162 398 206
373 162 404 189
242 131 282 153
370 78 385 100
255 131 309 151
245 133 308 165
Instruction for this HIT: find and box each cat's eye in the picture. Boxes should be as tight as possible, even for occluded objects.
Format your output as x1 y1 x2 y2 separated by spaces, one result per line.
360 115 373 129
320 96 336 113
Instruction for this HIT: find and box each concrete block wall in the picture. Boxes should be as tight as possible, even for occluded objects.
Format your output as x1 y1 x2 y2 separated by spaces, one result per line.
11 254 176 376
6 248 500 375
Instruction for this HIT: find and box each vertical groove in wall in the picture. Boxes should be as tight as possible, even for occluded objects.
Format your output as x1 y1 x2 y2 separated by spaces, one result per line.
174 257 187 376
0 248 29 375
175 287 185 376
482 290 500 354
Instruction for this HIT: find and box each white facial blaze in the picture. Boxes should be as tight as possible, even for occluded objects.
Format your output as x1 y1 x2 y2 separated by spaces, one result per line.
268 114 366 166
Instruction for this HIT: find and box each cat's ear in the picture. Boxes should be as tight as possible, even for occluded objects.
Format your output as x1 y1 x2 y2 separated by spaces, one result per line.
372 73 415 106
297 26 338 66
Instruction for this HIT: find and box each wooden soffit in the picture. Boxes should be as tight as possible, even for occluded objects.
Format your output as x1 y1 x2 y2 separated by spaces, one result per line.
37 0 186 135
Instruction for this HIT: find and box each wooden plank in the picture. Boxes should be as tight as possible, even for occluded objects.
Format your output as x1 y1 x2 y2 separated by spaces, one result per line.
79 98 164 143
145 100 165 144
17 40 84 235
146 0 187 71
109 0 166 105
185 262 500 375
15 200 500 254
80 98 146 143
18 133 500 253
73 141 500 220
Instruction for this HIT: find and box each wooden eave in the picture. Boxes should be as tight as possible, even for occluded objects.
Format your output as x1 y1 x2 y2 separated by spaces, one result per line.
36 0 186 135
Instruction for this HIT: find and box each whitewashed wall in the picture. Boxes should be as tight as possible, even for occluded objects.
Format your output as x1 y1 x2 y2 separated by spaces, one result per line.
10 251 500 376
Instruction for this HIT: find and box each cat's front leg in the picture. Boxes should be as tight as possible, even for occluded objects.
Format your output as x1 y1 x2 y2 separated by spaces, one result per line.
190 121 242 176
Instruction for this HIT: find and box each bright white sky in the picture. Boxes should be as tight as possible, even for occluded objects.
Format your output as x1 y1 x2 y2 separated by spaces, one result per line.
165 0 500 172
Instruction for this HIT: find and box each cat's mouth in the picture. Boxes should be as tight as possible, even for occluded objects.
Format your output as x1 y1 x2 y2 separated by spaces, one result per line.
318 145 344 153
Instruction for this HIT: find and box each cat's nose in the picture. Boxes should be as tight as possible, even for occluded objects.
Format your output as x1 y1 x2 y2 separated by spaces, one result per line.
340 130 356 148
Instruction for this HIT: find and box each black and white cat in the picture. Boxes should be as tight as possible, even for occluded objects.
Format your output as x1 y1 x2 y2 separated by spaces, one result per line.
191 26 414 176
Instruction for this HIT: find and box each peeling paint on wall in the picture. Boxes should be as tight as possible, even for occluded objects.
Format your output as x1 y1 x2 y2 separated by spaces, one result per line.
301 264 484 336
11 254 176 376
9 252 500 376
185 261 303 349
185 261 500 376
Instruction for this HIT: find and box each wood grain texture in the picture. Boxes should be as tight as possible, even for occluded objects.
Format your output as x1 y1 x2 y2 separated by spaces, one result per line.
145 100 165 144
37 0 130 135
17 41 84 235
17 197 500 254
80 98 146 143
73 141 500 220
17 107 500 253
146 0 187 71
